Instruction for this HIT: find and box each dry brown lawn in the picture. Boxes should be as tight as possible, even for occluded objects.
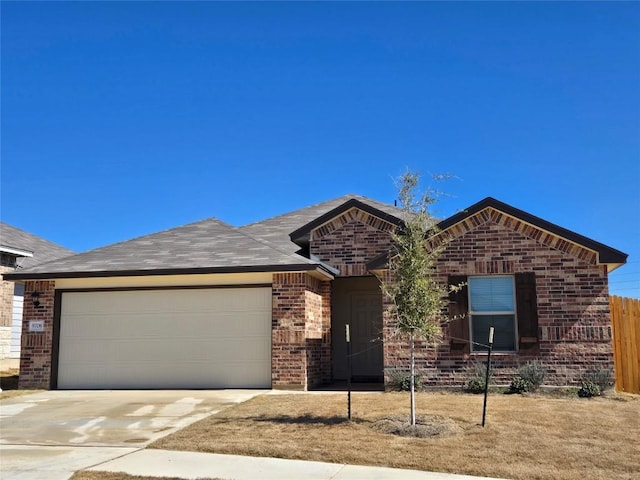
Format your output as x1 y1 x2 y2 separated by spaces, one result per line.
152 391 640 480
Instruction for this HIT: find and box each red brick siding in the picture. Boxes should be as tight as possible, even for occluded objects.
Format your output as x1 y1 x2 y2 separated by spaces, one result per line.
19 280 55 389
272 272 331 390
311 213 394 277
384 212 613 387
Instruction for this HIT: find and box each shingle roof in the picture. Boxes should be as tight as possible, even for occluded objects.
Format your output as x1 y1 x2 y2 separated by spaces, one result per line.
0 222 75 269
2 195 403 280
240 194 404 253
5 217 331 279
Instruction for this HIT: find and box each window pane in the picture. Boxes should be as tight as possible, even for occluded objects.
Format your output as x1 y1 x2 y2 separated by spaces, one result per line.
469 277 514 312
471 315 515 351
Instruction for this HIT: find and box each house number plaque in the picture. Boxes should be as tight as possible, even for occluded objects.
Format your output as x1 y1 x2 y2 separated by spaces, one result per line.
28 320 45 332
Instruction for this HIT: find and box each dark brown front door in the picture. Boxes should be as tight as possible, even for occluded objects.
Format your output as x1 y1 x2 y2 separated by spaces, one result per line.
332 277 383 382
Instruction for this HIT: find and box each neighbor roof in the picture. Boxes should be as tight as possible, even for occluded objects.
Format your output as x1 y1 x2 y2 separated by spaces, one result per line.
0 222 75 269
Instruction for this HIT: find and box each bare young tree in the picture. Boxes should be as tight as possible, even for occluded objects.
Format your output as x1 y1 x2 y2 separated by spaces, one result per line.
380 171 451 426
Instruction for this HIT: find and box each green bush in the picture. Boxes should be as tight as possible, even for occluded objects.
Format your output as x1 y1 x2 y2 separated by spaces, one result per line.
388 370 422 391
508 376 533 394
582 368 613 393
465 377 485 394
577 381 601 398
517 360 546 391
464 362 492 394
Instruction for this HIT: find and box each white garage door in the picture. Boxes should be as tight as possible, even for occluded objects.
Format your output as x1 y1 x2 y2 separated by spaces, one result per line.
57 288 272 389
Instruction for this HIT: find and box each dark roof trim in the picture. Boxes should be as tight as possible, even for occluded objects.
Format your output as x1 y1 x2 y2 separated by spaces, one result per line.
3 263 335 281
439 197 627 265
366 197 627 270
289 198 404 246
367 251 390 271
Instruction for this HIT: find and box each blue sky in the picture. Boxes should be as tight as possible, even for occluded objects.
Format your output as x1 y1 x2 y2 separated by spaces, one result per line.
1 1 638 297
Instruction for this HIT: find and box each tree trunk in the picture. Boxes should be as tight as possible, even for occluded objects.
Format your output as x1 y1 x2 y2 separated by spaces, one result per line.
410 333 416 426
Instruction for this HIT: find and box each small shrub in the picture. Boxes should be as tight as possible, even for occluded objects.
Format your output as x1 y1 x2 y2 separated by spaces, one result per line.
388 370 422 391
465 377 485 394
508 376 533 394
582 368 613 393
464 362 492 394
517 360 546 391
577 381 601 398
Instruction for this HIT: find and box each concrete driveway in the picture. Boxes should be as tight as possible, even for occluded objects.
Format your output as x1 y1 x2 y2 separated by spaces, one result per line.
0 389 263 480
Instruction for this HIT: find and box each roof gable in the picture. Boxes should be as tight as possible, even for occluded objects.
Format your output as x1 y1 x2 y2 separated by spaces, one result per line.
368 197 627 271
437 197 627 267
289 198 402 246
239 194 403 253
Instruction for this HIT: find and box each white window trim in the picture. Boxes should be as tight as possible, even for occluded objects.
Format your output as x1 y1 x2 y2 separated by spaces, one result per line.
468 275 518 353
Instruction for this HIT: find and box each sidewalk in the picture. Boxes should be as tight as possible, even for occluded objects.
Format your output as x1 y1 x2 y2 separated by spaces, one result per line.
88 449 504 480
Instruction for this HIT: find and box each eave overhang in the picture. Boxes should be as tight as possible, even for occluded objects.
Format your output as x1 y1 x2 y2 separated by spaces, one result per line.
3 263 336 282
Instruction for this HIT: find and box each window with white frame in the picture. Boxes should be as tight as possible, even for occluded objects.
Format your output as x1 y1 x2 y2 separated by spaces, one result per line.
468 276 517 352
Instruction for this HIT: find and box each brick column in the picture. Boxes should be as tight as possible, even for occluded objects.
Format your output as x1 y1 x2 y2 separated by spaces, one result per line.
19 280 55 389
272 273 331 390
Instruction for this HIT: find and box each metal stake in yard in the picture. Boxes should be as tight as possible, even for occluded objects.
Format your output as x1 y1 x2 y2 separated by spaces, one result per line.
481 326 494 427
346 323 352 420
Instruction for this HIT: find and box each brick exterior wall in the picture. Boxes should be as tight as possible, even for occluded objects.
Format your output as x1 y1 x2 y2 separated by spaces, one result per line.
272 272 331 390
311 208 395 277
384 207 614 387
19 280 55 389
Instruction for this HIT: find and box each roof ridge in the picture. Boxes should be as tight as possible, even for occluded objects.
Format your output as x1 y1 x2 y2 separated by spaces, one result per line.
234 224 316 265
240 193 402 228
240 194 359 228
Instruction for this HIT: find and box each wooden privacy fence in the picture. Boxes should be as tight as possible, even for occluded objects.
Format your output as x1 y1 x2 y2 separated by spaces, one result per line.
610 295 640 394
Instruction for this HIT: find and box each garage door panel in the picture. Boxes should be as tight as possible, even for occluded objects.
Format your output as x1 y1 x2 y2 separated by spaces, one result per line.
57 288 272 389
60 362 271 389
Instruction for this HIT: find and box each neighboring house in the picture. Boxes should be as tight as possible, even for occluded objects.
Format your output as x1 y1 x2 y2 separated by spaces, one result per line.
4 195 627 390
0 223 74 367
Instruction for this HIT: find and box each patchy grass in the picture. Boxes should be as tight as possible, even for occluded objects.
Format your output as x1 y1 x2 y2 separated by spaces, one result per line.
0 368 42 399
152 391 640 480
70 473 222 480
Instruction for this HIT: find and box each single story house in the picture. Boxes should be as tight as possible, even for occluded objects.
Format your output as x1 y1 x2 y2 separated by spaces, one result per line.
4 195 627 390
0 222 74 368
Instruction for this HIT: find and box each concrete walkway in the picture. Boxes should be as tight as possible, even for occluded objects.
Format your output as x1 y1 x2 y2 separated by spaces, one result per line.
88 449 504 480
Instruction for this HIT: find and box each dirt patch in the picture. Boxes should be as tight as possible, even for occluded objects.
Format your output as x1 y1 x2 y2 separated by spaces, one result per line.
373 414 463 438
